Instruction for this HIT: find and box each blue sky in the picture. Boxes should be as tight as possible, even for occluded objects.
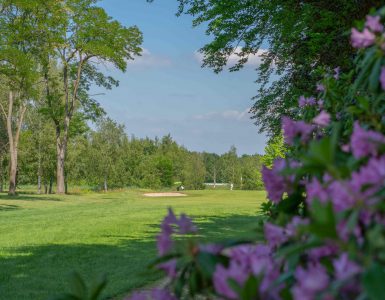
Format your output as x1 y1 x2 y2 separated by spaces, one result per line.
95 0 267 155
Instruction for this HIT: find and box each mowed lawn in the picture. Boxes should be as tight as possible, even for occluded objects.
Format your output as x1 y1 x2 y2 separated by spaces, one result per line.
0 189 265 300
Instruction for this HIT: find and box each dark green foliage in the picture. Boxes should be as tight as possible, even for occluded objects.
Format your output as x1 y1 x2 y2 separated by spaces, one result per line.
50 272 107 300
18 114 264 191
175 0 384 136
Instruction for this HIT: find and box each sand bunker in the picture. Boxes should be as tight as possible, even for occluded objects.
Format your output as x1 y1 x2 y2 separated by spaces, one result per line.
143 192 187 197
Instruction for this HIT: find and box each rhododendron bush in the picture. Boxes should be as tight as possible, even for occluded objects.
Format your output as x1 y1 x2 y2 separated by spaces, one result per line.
128 10 385 300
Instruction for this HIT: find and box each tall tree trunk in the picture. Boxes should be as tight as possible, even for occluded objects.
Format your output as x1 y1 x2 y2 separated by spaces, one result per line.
56 117 69 194
38 175 42 194
37 120 42 194
0 155 3 193
5 92 26 196
213 166 216 189
49 176 53 194
104 175 108 192
56 137 66 194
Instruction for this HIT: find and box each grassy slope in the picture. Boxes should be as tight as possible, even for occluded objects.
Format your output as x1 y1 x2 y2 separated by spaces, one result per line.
0 190 265 300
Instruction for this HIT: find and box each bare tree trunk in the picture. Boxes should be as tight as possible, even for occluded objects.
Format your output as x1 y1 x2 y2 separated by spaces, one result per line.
37 120 42 194
56 120 68 194
56 139 65 194
213 166 216 189
104 175 108 192
38 175 42 194
49 176 53 194
0 155 3 193
5 91 26 196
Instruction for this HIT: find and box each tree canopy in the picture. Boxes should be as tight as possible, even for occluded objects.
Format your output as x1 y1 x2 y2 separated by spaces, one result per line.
175 0 384 136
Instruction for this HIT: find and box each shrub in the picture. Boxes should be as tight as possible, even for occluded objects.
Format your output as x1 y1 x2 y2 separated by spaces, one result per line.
127 8 385 300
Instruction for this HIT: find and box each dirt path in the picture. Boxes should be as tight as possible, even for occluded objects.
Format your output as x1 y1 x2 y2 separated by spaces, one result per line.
143 192 187 197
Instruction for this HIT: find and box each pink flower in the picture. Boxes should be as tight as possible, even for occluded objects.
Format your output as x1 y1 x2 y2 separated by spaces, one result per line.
328 181 356 212
151 289 177 300
156 231 173 256
164 208 178 224
308 244 338 261
292 264 329 300
264 223 288 248
199 243 223 254
341 144 350 152
316 83 325 92
299 96 317 107
333 253 361 281
350 156 385 198
313 110 331 127
158 259 177 278
262 158 286 203
351 28 376 48
128 292 147 300
350 122 385 159
128 289 177 300
380 67 385 90
365 15 384 32
213 262 248 299
306 178 329 205
282 117 314 145
334 67 341 80
177 213 197 234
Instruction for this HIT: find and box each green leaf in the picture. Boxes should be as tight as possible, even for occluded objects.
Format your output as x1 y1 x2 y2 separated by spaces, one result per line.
309 201 337 239
69 272 87 299
147 253 182 269
88 274 107 300
196 252 227 279
369 57 383 92
363 263 385 300
276 239 323 258
240 276 260 300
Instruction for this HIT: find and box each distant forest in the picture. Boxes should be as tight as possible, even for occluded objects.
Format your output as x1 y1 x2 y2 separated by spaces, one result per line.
0 115 263 193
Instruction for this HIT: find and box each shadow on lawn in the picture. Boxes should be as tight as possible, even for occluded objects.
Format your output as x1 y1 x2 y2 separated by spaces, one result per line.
0 193 61 202
0 214 261 300
0 204 19 211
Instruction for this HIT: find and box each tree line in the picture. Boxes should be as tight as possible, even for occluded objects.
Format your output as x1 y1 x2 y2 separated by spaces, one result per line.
0 0 265 195
0 0 142 195
0 111 263 192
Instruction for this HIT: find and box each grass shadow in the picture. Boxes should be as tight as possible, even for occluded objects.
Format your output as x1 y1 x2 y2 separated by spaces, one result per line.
0 214 261 300
0 194 61 202
0 204 19 211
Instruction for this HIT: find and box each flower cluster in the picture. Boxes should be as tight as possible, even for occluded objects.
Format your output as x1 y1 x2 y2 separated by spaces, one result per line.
130 10 385 300
156 208 197 256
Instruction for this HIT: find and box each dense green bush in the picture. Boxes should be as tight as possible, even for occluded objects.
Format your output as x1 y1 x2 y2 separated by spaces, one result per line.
126 9 385 300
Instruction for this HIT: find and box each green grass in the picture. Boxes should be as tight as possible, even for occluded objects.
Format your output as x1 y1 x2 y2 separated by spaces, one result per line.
0 189 266 300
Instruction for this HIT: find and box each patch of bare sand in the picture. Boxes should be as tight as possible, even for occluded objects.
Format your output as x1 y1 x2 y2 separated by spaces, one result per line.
143 192 187 197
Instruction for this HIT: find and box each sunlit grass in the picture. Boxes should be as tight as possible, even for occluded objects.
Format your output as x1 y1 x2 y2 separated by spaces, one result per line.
0 189 265 299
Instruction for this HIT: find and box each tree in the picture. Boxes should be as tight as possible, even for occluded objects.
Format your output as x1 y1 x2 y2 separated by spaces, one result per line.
221 145 240 186
0 114 7 192
175 0 383 136
202 152 220 187
261 134 285 168
0 1 42 195
40 0 143 194
182 152 206 190
89 118 127 191
239 154 263 190
19 107 60 194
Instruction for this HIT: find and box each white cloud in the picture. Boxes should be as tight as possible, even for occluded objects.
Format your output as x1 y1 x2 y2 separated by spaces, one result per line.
193 108 251 122
92 48 172 70
128 48 172 67
194 47 269 68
